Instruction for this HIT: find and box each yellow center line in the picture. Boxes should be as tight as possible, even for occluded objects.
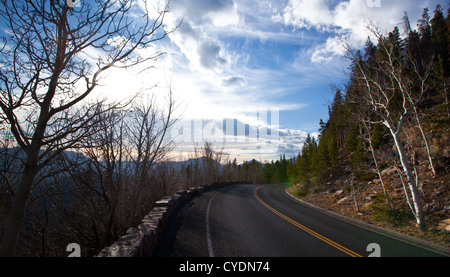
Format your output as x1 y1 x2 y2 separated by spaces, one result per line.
254 186 363 257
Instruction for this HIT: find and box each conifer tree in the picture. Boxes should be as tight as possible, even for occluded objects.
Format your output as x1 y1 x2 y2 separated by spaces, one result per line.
371 123 388 149
431 5 449 75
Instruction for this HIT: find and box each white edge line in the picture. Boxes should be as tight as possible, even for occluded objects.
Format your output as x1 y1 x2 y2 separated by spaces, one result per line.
206 187 229 257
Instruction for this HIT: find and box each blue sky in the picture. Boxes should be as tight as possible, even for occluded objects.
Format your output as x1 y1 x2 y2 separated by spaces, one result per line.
3 0 442 163
97 0 443 163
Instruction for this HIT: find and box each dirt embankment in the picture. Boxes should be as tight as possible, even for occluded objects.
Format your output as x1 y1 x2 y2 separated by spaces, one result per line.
288 162 450 247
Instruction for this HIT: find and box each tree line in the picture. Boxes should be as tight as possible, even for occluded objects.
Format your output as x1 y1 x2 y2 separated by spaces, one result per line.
266 5 449 231
178 141 267 188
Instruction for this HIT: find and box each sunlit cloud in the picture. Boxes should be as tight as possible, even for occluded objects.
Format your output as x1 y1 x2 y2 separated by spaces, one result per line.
281 0 432 63
91 0 440 162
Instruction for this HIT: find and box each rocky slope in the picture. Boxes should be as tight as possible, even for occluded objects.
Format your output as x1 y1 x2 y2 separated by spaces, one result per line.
289 159 449 247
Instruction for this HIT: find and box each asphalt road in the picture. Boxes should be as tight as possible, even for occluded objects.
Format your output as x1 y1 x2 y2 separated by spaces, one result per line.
153 184 447 257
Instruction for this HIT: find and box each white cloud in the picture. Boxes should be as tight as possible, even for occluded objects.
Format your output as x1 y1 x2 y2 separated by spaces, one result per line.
282 0 334 30
92 0 376 162
281 0 433 63
222 75 247 87
169 117 313 163
198 40 228 69
171 0 238 25
310 35 349 63
208 1 240 27
277 128 308 155
151 0 308 125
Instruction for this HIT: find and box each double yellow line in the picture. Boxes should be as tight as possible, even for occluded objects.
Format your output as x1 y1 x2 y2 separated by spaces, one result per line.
253 186 363 257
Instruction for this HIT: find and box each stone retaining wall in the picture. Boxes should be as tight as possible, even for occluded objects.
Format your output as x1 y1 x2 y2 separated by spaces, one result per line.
97 182 240 257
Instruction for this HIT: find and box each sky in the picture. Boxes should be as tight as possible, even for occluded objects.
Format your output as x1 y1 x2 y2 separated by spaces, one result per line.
93 0 445 163
2 0 445 163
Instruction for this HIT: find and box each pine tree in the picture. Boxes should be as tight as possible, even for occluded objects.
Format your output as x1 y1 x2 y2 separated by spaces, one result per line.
299 134 317 185
371 122 388 149
403 12 424 76
314 134 330 179
447 7 450 58
344 125 367 177
431 5 449 76
328 89 347 146
327 132 339 166
345 126 359 154
418 8 433 63
429 5 450 125
318 119 328 140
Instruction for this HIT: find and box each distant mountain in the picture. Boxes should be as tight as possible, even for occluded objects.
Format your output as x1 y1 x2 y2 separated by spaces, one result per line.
158 157 225 172
0 148 228 182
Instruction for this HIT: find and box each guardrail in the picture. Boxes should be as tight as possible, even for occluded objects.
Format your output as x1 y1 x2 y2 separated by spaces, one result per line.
97 182 242 257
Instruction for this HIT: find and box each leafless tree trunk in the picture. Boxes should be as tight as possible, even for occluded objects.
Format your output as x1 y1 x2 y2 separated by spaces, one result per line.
128 90 178 189
0 0 175 256
202 141 225 183
403 15 437 175
124 89 178 226
343 24 425 230
360 119 393 208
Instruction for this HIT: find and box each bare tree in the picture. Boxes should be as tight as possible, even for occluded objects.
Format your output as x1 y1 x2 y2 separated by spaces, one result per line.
128 90 178 189
124 89 179 226
343 24 426 230
186 143 203 187
361 119 394 209
81 106 129 249
202 141 225 184
346 82 393 208
402 14 436 175
0 0 175 256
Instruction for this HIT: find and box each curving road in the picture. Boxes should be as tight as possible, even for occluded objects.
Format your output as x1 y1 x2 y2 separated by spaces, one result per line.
153 184 446 257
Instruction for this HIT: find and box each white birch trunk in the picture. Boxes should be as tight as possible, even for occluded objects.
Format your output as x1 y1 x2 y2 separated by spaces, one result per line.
385 120 425 230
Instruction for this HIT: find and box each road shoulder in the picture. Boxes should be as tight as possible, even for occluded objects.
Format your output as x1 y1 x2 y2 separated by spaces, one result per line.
283 186 449 257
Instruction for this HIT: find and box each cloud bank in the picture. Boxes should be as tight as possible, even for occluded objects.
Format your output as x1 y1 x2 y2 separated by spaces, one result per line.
97 0 440 162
